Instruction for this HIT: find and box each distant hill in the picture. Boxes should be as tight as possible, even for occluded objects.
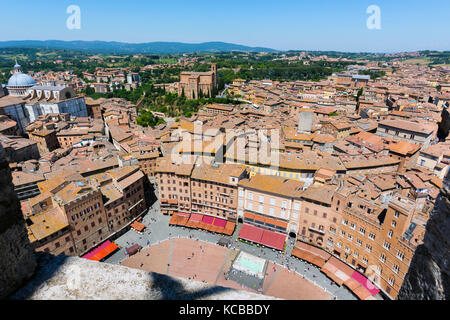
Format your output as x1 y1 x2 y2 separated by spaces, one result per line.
0 40 277 54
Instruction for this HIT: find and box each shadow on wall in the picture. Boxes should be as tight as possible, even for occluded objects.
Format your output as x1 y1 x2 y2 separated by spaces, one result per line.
150 272 232 300
144 180 157 208
397 170 450 300
440 268 450 300
0 144 36 299
9 253 233 300
437 106 450 142
8 253 69 300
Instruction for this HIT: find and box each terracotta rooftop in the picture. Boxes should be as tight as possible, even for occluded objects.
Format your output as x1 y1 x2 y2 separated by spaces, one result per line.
340 155 400 169
283 127 312 141
54 181 93 204
117 170 144 190
204 104 234 112
27 206 68 242
155 157 195 176
379 119 435 135
346 131 385 153
239 174 304 198
0 95 24 108
191 163 247 185
12 171 45 186
388 140 421 156
420 143 450 158
301 185 335 205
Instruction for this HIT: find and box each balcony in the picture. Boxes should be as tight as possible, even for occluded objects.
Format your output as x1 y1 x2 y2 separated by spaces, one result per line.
308 226 325 235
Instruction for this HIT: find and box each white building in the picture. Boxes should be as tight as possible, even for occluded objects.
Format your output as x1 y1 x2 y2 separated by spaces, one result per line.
127 73 141 84
6 62 37 96
0 62 88 134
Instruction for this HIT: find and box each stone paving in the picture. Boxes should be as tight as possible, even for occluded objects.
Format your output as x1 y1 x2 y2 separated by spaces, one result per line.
227 268 265 292
104 187 357 300
121 239 172 275
265 267 331 300
170 238 229 283
120 238 331 299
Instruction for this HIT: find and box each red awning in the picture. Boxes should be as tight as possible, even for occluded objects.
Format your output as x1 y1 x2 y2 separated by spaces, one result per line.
239 224 286 251
224 222 236 235
131 221 145 232
189 213 202 222
177 212 190 218
83 241 110 260
239 224 264 243
202 215 214 225
213 217 227 228
352 271 380 296
169 214 178 225
353 285 372 300
260 229 286 251
291 247 327 267
83 241 119 261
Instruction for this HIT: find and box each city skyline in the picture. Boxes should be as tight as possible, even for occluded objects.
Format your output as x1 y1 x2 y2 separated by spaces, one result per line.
1 0 449 53
0 0 448 305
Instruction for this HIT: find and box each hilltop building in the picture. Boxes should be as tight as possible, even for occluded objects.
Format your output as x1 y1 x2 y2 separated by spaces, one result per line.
159 64 218 100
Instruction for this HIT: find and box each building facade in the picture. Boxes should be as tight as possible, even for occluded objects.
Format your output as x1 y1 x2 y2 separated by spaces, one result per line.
177 64 217 99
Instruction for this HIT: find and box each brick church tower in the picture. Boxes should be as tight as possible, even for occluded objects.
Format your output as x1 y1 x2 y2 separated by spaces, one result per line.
211 63 218 87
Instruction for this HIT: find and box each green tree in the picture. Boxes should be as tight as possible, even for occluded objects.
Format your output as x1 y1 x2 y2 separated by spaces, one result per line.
136 109 166 128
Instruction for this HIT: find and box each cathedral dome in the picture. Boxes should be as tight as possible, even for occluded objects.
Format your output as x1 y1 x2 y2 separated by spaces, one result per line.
6 62 36 96
7 72 36 87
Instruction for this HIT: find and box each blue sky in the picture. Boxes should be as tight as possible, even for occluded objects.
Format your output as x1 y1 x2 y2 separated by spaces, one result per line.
1 0 449 52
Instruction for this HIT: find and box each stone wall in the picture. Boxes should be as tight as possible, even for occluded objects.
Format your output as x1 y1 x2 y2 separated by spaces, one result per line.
397 171 450 300
0 144 36 299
